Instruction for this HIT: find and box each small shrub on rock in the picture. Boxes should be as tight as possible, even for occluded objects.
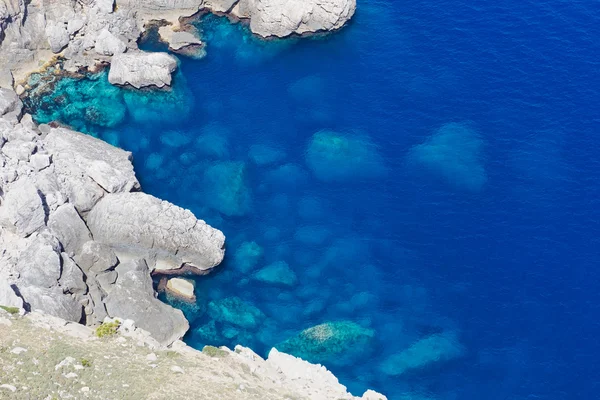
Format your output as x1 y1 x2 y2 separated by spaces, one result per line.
95 320 120 338
202 345 229 358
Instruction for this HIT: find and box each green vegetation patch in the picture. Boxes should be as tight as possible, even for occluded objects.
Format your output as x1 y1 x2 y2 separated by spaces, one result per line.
202 345 229 358
95 320 120 338
0 305 19 314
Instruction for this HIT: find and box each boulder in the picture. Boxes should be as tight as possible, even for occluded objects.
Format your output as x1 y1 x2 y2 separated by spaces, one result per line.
165 278 196 302
0 279 23 309
104 259 189 346
94 28 127 56
86 192 225 273
45 21 70 53
18 286 83 323
58 254 87 295
0 179 46 237
231 0 356 38
75 241 118 274
48 203 92 256
108 51 178 89
0 88 22 121
16 233 62 289
43 127 139 212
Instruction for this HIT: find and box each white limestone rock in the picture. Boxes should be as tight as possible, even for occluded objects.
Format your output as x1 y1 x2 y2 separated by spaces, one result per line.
75 240 118 274
0 278 23 308
45 21 70 53
0 178 46 237
166 278 196 302
94 28 127 56
105 259 189 346
43 126 139 212
58 254 87 295
48 203 92 256
19 285 83 322
16 232 62 288
108 52 178 89
231 0 356 38
0 88 22 121
86 192 225 273
29 153 51 170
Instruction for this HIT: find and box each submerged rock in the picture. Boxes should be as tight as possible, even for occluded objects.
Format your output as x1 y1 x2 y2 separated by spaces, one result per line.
233 241 263 273
86 192 225 273
253 261 298 286
380 332 464 376
108 51 178 89
406 122 487 191
202 161 252 217
305 130 386 182
207 297 265 330
277 321 375 367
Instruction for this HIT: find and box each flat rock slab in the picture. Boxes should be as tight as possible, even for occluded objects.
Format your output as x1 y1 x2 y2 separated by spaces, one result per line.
166 278 196 302
108 51 178 89
86 192 225 273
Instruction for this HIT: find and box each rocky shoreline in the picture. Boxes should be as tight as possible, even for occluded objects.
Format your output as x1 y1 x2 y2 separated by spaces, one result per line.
0 0 388 398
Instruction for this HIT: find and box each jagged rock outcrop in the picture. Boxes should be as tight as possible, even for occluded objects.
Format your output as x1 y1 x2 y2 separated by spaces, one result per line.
87 192 225 273
0 91 225 345
108 51 178 89
229 0 357 38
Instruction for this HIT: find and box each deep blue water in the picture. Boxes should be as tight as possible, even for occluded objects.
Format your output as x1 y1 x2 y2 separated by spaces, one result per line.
27 0 600 398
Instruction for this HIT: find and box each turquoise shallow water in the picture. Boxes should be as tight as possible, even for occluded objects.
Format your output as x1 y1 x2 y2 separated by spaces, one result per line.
26 1 600 399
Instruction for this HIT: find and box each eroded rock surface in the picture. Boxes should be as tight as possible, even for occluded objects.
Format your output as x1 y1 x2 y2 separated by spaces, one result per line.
87 192 225 273
108 52 178 89
0 102 225 346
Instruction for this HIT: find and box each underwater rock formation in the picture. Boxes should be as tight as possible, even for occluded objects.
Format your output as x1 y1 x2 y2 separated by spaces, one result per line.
406 122 487 191
277 321 375 367
202 161 252 217
108 51 178 89
0 94 225 345
380 331 464 376
207 296 266 330
305 130 386 182
253 261 298 286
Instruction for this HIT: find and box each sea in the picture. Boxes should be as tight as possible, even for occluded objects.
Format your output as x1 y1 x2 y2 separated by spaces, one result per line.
25 0 600 398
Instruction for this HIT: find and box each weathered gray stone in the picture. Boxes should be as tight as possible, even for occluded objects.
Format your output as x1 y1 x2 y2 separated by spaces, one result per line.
30 153 51 170
19 286 83 322
0 278 23 308
48 203 92 256
75 241 118 274
45 21 70 53
114 258 154 297
17 233 62 288
0 179 46 237
94 28 127 56
230 0 356 38
1 140 36 161
108 51 178 89
59 254 87 295
43 127 139 212
105 259 188 345
95 270 118 291
86 192 225 273
0 88 22 121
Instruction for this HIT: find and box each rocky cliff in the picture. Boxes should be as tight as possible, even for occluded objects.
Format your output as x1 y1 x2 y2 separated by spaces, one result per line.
0 309 386 399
